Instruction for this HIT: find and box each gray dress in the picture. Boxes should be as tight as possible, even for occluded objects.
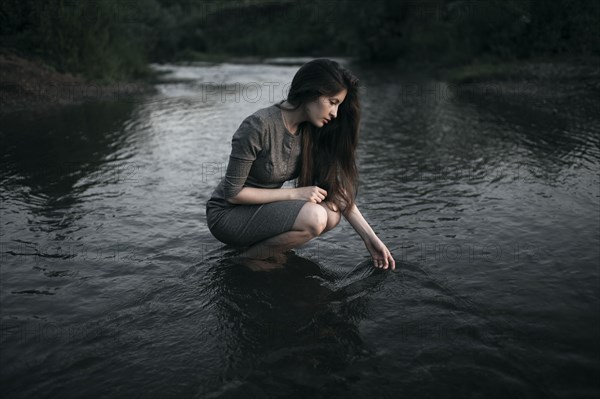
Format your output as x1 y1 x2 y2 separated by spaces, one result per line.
205 102 307 247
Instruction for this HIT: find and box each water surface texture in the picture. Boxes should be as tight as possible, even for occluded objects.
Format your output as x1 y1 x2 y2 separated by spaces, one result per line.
1 60 599 398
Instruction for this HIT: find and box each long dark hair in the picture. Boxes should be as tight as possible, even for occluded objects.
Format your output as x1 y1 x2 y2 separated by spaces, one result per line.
277 58 361 217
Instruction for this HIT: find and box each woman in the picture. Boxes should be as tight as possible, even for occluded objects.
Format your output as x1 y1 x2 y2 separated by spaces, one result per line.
206 58 395 271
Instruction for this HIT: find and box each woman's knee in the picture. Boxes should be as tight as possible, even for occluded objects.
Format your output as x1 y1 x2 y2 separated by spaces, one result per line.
293 203 328 237
321 201 341 233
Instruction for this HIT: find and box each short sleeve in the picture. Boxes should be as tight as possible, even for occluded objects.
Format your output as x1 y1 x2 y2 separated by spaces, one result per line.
223 114 264 200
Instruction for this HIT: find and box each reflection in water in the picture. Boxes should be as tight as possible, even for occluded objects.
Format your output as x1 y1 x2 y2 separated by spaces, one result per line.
0 101 139 246
1 101 137 196
0 60 598 398
199 254 378 396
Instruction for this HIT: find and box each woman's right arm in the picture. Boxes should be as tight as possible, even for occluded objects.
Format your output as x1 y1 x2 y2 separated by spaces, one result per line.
227 187 296 204
227 186 328 205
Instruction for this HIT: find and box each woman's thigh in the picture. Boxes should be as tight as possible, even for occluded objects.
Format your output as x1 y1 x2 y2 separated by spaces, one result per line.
208 199 307 247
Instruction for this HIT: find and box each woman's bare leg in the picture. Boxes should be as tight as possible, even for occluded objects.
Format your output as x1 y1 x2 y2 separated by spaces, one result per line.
319 201 342 234
234 231 313 271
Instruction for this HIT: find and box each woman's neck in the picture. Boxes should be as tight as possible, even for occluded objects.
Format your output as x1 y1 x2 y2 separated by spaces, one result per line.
280 101 306 134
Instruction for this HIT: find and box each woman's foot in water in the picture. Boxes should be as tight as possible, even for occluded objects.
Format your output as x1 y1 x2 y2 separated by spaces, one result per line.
231 250 292 272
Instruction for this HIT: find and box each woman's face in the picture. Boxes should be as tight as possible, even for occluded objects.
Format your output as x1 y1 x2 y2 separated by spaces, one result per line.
305 88 348 128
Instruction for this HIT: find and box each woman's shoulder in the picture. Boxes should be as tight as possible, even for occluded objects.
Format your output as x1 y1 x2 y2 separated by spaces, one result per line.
248 103 280 123
238 104 282 132
234 104 281 139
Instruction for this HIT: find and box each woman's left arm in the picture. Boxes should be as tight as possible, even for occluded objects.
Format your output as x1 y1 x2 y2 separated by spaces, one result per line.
343 203 396 270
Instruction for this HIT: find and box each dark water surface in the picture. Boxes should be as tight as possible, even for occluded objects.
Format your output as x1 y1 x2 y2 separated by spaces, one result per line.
1 60 599 398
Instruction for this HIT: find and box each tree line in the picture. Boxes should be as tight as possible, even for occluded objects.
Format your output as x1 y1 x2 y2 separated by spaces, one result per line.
1 0 598 82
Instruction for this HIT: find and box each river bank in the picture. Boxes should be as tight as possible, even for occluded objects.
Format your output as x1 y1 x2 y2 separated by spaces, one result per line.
436 57 600 119
2 51 598 118
0 52 158 115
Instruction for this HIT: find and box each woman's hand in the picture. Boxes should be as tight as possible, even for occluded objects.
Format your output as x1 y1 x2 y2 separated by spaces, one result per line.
364 236 396 270
293 186 327 203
